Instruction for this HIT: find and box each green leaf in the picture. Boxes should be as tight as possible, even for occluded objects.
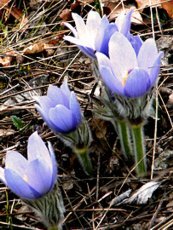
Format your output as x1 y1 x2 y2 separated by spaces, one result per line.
11 115 25 130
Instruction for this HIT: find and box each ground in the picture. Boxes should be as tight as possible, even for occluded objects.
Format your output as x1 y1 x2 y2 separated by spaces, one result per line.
0 0 173 229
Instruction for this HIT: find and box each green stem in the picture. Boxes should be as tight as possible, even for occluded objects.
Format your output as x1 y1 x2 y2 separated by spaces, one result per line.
48 225 61 230
130 123 147 177
73 146 93 175
117 119 132 159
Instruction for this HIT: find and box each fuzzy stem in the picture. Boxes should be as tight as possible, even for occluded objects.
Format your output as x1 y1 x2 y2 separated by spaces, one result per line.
117 119 132 159
130 123 147 177
25 183 65 229
48 225 61 230
73 146 93 175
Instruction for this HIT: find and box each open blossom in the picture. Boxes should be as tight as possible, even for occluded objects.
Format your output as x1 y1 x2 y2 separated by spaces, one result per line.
115 10 143 55
64 10 139 59
64 10 136 58
96 32 163 98
35 80 82 134
0 132 57 200
64 10 117 58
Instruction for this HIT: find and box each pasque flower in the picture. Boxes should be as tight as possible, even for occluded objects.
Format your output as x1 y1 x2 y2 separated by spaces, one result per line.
35 80 82 134
115 10 143 55
96 32 163 98
64 10 138 59
35 80 92 175
0 132 57 200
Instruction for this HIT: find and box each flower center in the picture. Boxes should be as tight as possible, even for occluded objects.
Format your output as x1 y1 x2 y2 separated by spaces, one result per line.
122 71 129 86
23 174 29 183
122 69 132 86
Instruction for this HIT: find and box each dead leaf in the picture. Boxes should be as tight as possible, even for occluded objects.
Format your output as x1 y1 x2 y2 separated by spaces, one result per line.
135 0 161 9
102 3 143 24
23 42 45 55
0 56 12 66
0 50 17 66
79 0 94 5
59 8 71 21
161 0 173 18
1 4 29 31
126 181 160 204
135 0 173 18
70 0 80 11
0 128 15 137
0 0 10 9
8 6 23 20
22 42 54 55
110 189 132 206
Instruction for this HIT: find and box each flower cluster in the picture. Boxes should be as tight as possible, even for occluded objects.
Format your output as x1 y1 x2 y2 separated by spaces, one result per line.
0 8 164 229
64 10 142 59
63 9 163 177
64 10 163 99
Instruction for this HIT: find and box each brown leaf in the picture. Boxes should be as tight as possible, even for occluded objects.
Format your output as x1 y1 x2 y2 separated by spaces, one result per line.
102 2 143 24
8 6 23 20
0 56 12 66
0 128 15 137
0 0 10 9
70 0 80 11
161 0 173 18
0 50 16 66
135 0 161 9
23 42 54 55
136 0 173 17
59 8 71 21
23 42 46 55
2 5 29 31
79 0 94 5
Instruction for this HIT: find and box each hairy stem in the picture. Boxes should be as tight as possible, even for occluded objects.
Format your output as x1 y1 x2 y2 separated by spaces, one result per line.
73 146 93 175
25 183 65 230
48 225 62 230
130 123 147 177
117 119 132 159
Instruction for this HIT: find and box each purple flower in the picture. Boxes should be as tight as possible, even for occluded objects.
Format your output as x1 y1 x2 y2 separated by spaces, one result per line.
96 32 163 98
0 132 57 200
35 80 82 134
115 10 143 55
63 10 118 58
64 10 142 59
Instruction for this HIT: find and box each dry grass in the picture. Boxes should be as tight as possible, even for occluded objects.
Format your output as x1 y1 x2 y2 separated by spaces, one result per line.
0 0 173 229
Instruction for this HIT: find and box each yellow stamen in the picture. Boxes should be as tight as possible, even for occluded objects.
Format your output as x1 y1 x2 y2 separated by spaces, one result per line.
122 71 129 86
23 174 28 183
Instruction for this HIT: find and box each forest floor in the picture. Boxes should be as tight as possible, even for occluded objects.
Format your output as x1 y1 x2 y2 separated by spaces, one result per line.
0 0 173 229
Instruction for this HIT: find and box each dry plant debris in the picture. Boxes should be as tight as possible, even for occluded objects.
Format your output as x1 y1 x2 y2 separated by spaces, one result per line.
0 0 173 229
